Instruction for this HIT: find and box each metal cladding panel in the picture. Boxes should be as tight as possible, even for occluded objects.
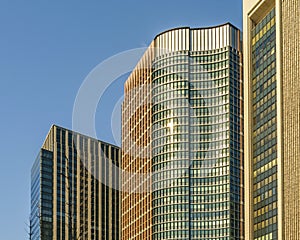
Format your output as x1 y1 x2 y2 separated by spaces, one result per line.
190 25 239 51
155 28 190 57
155 25 240 55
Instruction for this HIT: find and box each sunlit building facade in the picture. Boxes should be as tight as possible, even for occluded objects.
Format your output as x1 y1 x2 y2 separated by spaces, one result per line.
122 24 243 240
30 125 121 240
243 0 300 239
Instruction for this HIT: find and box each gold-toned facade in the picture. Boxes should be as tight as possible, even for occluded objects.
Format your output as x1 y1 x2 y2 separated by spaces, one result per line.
244 0 300 239
281 1 300 238
31 125 121 240
122 44 154 240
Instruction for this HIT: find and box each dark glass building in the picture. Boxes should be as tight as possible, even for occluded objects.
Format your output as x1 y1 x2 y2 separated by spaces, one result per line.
30 125 120 240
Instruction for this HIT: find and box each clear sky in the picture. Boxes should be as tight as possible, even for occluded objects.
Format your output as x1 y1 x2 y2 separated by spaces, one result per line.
0 0 242 239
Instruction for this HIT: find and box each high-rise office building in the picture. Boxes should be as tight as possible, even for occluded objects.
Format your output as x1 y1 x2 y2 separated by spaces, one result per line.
30 125 121 240
122 24 243 239
243 0 300 239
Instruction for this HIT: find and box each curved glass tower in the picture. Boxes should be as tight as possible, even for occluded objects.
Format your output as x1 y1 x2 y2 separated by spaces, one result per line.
122 24 243 240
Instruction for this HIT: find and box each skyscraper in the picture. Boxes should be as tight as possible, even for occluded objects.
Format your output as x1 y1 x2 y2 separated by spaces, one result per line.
122 24 243 239
243 0 300 239
30 125 121 240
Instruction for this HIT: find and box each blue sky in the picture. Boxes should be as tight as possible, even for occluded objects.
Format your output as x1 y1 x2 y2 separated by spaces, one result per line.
0 0 242 239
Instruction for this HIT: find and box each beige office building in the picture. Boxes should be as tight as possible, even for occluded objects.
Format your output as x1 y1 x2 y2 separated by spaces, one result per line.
243 0 300 239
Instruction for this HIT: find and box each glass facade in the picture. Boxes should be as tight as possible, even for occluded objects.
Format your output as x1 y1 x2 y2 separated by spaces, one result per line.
30 125 120 240
31 153 42 240
150 25 243 240
152 51 191 240
189 47 242 239
251 8 278 240
31 150 54 240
